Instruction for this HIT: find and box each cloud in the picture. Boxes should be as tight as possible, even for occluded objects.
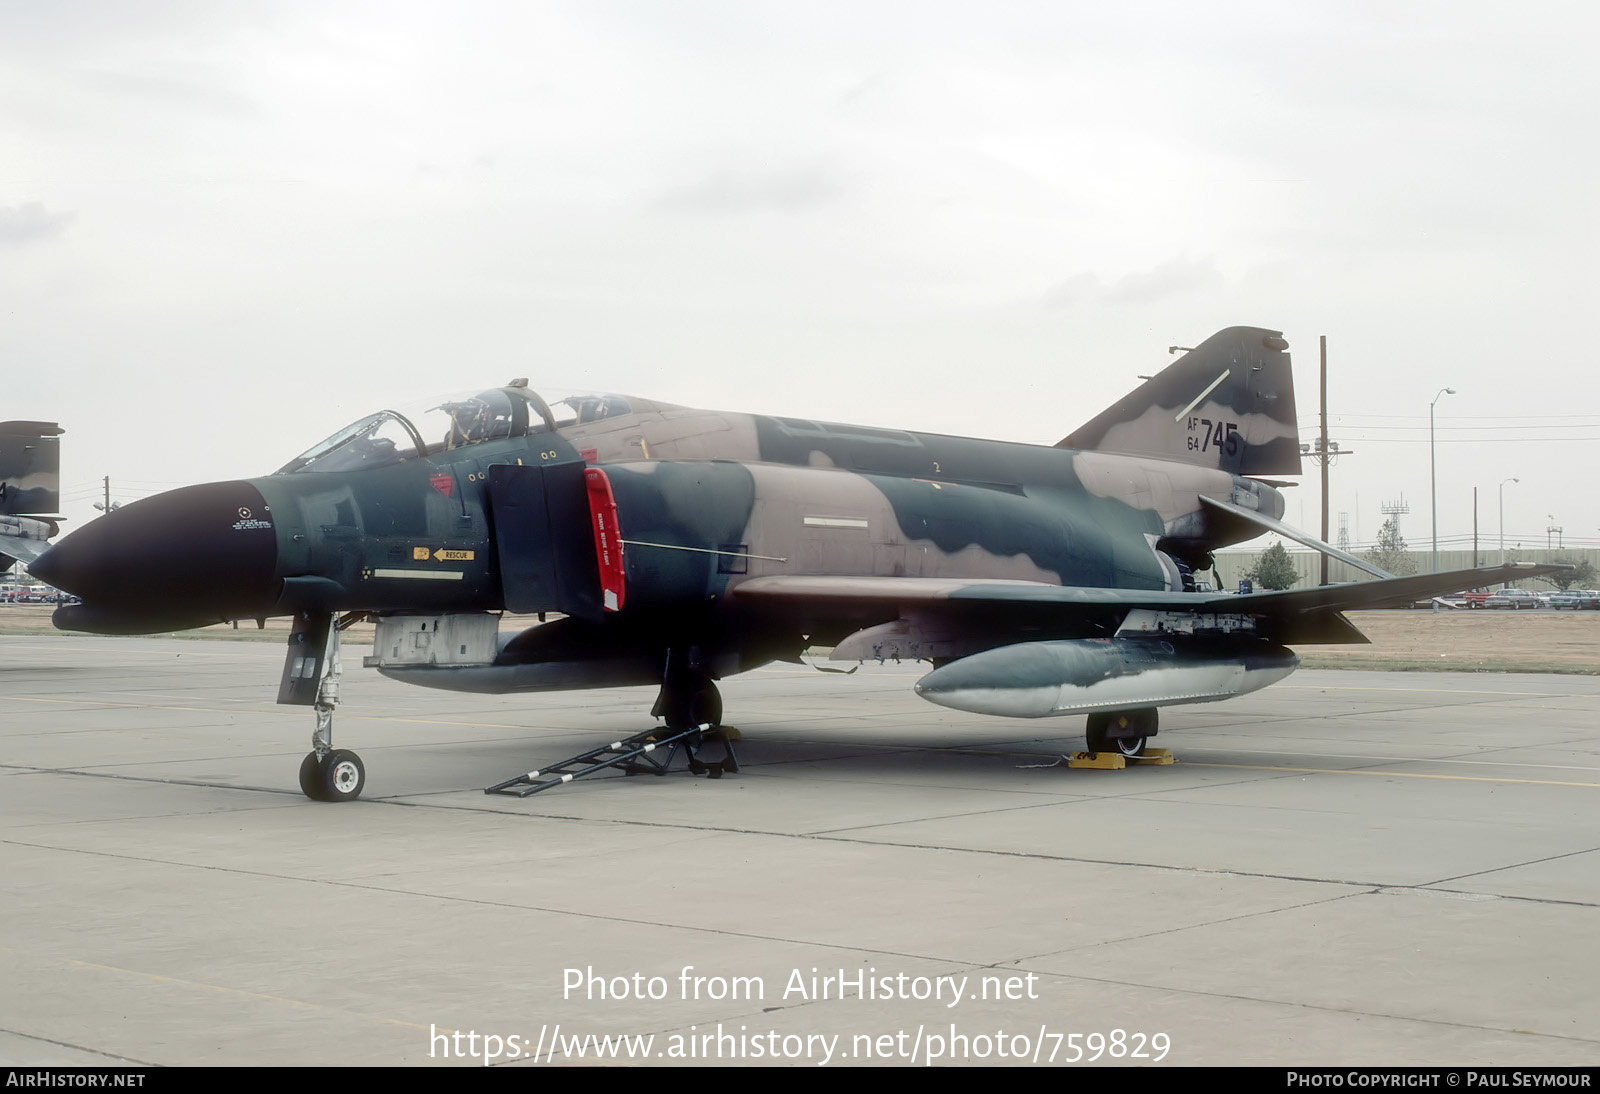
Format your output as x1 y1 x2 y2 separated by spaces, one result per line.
656 166 842 214
1039 271 1101 310
84 68 258 117
1105 255 1223 304
1042 256 1222 309
0 202 76 247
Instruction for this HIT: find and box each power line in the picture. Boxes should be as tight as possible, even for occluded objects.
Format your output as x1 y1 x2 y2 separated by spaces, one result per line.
1309 423 1600 432
1299 412 1600 422
1321 436 1600 444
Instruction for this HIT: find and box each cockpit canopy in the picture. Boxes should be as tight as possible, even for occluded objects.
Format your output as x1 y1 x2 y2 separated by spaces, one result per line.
278 383 634 474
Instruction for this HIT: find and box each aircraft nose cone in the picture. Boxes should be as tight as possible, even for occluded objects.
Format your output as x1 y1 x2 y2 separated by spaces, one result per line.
32 481 280 622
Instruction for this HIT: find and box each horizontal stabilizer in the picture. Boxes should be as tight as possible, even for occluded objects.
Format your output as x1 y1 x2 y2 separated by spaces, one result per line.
1 514 54 565
1228 562 1568 614
1200 494 1391 578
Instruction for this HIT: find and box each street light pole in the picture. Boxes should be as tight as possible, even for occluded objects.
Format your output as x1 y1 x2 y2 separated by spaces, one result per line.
1430 387 1455 574
1499 477 1518 565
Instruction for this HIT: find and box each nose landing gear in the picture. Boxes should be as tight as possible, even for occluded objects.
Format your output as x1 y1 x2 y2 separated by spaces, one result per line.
283 611 368 802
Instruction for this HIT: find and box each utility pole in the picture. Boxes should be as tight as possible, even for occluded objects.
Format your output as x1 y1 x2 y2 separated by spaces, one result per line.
1299 336 1354 585
1429 387 1456 573
92 477 120 517
1499 478 1518 565
1319 336 1329 586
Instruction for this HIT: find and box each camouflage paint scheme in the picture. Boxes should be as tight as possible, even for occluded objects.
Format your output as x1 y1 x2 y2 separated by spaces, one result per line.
30 327 1563 797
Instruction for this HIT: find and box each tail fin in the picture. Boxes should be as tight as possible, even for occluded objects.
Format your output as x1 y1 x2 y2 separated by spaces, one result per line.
1058 326 1302 477
0 420 63 518
1 421 64 569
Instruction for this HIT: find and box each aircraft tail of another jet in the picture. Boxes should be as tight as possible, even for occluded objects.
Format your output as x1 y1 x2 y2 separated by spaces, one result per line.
1 421 64 569
1 420 63 518
1058 326 1302 477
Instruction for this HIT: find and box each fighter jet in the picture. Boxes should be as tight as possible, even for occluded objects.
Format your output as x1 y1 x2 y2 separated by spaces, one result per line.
29 328 1558 801
1 420 64 571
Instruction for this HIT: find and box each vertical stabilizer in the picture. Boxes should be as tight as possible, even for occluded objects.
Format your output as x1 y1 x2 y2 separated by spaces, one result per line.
1058 327 1301 477
1 421 64 568
1 420 63 517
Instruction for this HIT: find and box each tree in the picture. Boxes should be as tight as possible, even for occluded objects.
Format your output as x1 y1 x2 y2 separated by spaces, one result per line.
1540 555 1597 591
1245 541 1300 590
1364 518 1417 576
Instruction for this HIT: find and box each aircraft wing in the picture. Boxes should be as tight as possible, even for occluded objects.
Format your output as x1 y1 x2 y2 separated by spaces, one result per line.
731 562 1568 650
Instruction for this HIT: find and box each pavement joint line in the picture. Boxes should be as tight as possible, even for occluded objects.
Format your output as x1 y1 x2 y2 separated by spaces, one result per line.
0 839 989 970
0 752 1546 816
0 946 434 1036
1183 761 1600 789
1011 965 1600 1050
802 795 1101 836
12 746 1599 822
0 694 549 731
1017 885 1389 966
1421 844 1600 890
310 799 1593 901
1276 684 1577 697
0 1025 157 1067
1182 746 1600 774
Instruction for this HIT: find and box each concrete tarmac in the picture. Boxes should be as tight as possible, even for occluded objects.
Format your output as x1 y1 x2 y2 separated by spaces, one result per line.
3 634 1598 1067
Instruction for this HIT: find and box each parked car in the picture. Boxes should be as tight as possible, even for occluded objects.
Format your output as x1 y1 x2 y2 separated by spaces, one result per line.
1485 589 1541 609
1551 589 1600 610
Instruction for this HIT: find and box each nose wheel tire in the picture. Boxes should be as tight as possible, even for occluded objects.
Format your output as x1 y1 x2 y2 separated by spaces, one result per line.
299 749 366 802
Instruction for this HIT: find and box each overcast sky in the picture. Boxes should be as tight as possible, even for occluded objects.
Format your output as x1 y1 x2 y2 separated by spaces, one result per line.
5 1 1597 559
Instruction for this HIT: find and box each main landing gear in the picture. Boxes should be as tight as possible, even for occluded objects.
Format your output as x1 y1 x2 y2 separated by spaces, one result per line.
651 657 738 779
1085 708 1158 758
283 611 368 802
486 655 740 797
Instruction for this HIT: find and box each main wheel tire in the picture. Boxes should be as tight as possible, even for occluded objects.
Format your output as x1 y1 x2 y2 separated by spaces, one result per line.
1084 712 1112 753
299 751 330 801
1108 735 1147 758
319 749 365 802
1085 709 1156 757
665 677 722 729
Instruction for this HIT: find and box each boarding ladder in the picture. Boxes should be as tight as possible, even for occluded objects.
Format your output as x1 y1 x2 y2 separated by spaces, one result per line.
484 725 739 797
